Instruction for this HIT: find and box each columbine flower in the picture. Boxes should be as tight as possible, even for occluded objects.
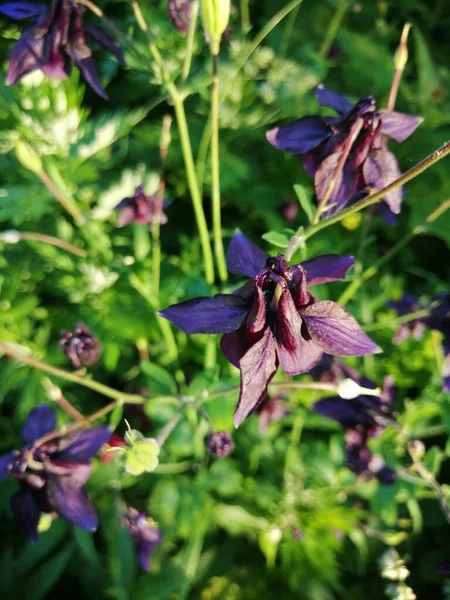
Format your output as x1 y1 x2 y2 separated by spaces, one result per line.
312 357 396 483
387 294 425 343
121 505 162 572
0 404 110 541
59 323 101 368
114 185 168 227
389 293 450 392
207 431 235 457
169 0 191 33
266 85 421 222
159 231 380 427
0 0 125 99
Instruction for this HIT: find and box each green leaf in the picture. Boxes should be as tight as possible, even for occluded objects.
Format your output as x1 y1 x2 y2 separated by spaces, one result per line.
261 228 294 249
141 361 177 396
293 184 315 223
18 542 74 600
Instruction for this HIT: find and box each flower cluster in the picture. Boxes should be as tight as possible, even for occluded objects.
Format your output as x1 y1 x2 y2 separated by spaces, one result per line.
59 323 101 368
389 293 450 391
312 356 396 483
160 231 380 427
0 0 125 98
0 405 110 541
266 85 421 222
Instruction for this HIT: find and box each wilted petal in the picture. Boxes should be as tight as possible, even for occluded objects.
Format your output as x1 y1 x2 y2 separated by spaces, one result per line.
0 452 13 481
301 255 354 285
379 110 421 143
54 427 111 461
316 85 354 114
301 301 381 356
21 405 56 444
234 328 278 428
159 295 249 334
10 487 41 542
274 286 323 374
6 35 46 85
85 24 125 66
266 116 331 154
46 475 98 530
0 2 45 18
363 148 402 214
226 231 267 278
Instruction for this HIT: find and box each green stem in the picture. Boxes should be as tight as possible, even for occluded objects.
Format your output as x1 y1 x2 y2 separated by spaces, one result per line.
304 141 450 240
37 169 85 226
182 0 199 81
211 53 228 282
319 0 351 58
0 342 144 404
338 198 450 306
362 309 430 333
0 230 86 257
240 0 251 33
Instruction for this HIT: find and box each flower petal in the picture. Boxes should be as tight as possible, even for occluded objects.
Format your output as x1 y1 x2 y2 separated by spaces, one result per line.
246 276 267 333
46 475 98 530
234 328 278 428
379 110 421 143
21 404 56 444
313 397 380 428
53 427 111 461
316 85 354 114
0 452 13 481
314 150 360 216
159 295 249 334
274 286 323 374
301 301 381 356
266 116 331 154
6 35 46 85
226 231 267 278
0 2 45 19
363 148 402 214
10 487 41 542
85 24 125 66
301 255 355 285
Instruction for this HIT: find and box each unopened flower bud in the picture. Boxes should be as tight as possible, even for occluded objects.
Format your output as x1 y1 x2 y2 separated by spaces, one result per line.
207 431 234 457
59 323 101 368
200 0 230 54
394 23 412 71
337 378 363 399
15 140 42 174
1 230 21 244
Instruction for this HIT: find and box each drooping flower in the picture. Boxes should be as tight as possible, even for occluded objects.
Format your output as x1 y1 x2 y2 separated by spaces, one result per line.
389 292 450 392
169 0 191 33
59 323 101 368
159 232 380 427
0 0 125 99
114 185 168 227
312 356 396 483
266 85 421 222
207 431 235 457
0 404 111 541
121 504 162 572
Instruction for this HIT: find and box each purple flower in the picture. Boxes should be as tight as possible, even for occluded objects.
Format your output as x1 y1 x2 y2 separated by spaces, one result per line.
387 293 425 344
257 393 291 433
121 505 162 572
114 185 168 227
312 357 396 483
0 404 111 541
266 85 421 221
207 431 235 457
169 0 191 33
159 232 380 427
0 0 125 99
59 323 101 368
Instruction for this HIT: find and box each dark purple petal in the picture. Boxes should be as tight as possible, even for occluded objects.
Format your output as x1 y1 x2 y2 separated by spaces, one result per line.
246 277 267 333
313 397 379 429
21 405 56 444
234 328 278 428
301 301 381 356
53 427 111 461
266 116 331 154
374 465 396 485
6 35 46 85
226 231 267 278
363 149 402 214
0 452 13 481
442 353 450 393
220 328 248 368
10 487 41 542
316 85 354 114
379 110 421 143
0 2 45 19
301 255 354 285
314 150 360 216
71 52 107 99
85 24 125 66
159 295 249 334
274 286 323 374
46 475 98 530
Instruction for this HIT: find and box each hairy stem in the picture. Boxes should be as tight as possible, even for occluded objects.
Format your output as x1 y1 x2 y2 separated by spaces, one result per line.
304 141 450 240
211 53 228 281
